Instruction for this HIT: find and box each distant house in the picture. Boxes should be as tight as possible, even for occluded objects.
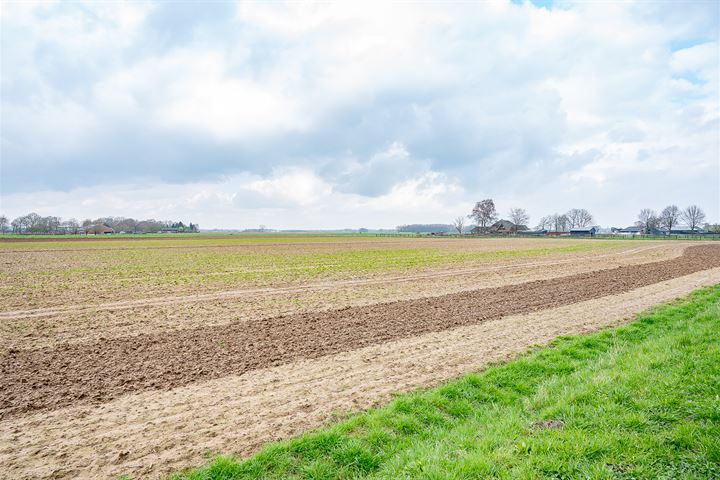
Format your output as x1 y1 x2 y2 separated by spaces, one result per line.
570 227 597 236
85 224 114 235
159 227 180 233
473 219 528 235
614 226 643 235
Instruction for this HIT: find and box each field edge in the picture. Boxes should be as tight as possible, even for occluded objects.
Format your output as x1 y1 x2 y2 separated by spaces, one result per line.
166 283 720 480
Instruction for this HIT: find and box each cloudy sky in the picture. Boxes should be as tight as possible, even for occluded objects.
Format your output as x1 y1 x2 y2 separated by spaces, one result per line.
1 0 718 229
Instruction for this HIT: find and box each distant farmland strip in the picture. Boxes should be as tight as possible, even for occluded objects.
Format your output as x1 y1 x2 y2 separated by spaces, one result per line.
2 244 719 419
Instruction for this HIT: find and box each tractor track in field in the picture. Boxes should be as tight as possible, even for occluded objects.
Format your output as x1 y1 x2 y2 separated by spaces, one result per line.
0 243 671 320
2 244 718 419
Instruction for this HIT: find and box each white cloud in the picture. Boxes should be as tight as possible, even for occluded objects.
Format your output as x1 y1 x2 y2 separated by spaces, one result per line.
1 0 718 227
236 168 333 208
671 42 718 74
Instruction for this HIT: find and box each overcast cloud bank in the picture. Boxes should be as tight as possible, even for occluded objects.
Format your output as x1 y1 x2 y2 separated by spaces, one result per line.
1 0 718 229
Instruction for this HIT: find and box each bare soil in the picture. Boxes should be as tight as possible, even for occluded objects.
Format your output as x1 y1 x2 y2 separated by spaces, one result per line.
3 267 719 480
6 237 604 313
0 243 680 353
0 242 672 321
2 244 718 419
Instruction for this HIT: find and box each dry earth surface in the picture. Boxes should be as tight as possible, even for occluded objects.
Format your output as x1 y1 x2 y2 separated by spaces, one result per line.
0 235 718 479
0 241 683 352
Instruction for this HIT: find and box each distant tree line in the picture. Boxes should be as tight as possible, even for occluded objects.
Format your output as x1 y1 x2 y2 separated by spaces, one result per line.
635 204 708 233
464 199 595 233
535 208 594 232
396 224 456 233
0 213 199 234
455 199 714 235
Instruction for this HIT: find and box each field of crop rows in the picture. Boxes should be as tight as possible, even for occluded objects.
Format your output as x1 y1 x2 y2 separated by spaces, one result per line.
1 235 719 478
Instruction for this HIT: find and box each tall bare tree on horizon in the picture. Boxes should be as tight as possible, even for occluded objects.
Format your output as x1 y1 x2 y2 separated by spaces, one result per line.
509 208 529 231
452 216 465 235
536 216 551 230
635 208 659 233
469 199 498 232
682 205 705 232
566 208 594 228
659 205 681 233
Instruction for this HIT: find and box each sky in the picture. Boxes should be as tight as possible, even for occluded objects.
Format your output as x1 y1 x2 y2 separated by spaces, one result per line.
1 0 718 230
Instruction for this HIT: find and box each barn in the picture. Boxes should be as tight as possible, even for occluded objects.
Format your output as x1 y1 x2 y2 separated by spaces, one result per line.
85 224 115 235
570 227 597 236
614 226 643 235
473 219 528 235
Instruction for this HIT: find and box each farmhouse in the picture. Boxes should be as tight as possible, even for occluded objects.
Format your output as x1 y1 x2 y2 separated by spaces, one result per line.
570 227 597 236
471 219 528 235
85 223 114 235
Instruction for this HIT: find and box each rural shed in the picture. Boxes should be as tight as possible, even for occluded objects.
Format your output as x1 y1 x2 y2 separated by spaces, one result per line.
570 227 597 236
491 219 528 233
85 224 114 235
615 226 643 235
670 227 706 234
518 229 547 236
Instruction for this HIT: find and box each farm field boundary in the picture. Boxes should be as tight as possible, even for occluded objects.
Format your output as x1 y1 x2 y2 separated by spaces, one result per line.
172 282 720 480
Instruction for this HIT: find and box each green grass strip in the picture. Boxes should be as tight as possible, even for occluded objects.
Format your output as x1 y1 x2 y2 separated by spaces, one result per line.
168 285 720 480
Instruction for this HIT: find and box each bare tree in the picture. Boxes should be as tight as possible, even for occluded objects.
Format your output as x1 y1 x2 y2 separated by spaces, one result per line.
704 223 720 233
540 213 569 232
0 215 8 234
682 205 705 232
47 216 62 234
635 208 659 234
113 217 138 234
566 208 594 228
508 208 529 231
452 216 465 235
11 217 24 234
552 213 570 232
65 218 80 234
659 205 681 233
536 216 552 230
469 199 498 232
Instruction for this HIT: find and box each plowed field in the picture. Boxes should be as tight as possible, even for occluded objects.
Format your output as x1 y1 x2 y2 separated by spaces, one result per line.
1 235 718 478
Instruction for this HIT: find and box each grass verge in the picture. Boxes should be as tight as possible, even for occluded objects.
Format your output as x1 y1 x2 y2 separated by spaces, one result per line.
170 285 720 479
